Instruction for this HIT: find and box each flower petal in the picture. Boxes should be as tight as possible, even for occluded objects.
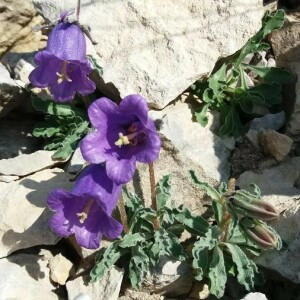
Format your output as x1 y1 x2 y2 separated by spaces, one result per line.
135 129 161 163
72 164 122 214
80 131 113 164
106 158 137 185
119 94 149 125
29 51 61 88
47 22 86 62
88 97 118 129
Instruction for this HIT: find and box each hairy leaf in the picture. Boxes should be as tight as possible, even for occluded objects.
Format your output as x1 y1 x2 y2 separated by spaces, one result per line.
156 174 172 212
149 228 186 266
224 243 258 291
129 245 150 289
90 240 125 282
192 226 221 280
174 205 209 236
208 245 227 298
189 170 221 202
119 233 146 248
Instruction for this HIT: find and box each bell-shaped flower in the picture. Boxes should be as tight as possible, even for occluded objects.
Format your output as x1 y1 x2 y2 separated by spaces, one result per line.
47 164 123 249
228 191 279 221
80 94 161 184
241 219 282 250
29 15 95 102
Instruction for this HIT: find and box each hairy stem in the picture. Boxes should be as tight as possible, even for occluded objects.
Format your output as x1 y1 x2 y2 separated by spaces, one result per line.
76 0 81 21
118 194 129 234
220 178 236 242
149 162 160 229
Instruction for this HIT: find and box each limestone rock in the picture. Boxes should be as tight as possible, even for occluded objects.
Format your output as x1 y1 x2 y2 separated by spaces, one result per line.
151 102 234 182
119 290 161 300
188 282 210 299
0 168 73 258
0 63 24 118
143 256 193 296
0 175 19 183
240 293 268 300
237 157 300 283
66 147 87 174
0 0 46 56
0 251 58 300
66 266 123 300
33 0 264 108
49 253 74 285
270 13 300 65
258 129 293 161
0 150 63 176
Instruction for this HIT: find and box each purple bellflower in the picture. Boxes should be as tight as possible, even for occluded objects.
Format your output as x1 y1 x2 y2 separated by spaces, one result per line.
80 94 161 185
29 15 95 102
47 164 123 249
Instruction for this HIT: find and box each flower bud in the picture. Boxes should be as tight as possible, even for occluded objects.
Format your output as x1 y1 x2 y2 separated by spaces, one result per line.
229 192 279 221
241 219 280 250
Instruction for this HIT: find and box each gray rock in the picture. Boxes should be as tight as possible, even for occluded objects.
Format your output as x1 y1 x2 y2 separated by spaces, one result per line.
0 150 63 176
66 147 87 174
0 63 24 118
0 251 58 300
249 111 286 131
258 130 293 162
14 57 35 87
151 102 234 182
143 256 193 296
241 292 268 300
237 157 300 283
0 175 19 183
0 168 73 258
66 266 123 300
32 0 264 108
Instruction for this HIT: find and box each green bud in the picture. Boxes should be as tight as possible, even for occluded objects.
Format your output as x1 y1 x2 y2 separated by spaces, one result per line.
228 191 279 221
241 219 280 250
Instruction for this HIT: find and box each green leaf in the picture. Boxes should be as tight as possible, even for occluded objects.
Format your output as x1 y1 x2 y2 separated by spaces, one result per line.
208 63 227 95
119 233 146 248
208 245 227 298
90 240 125 282
129 245 150 289
174 206 209 236
234 10 285 66
189 170 222 202
219 106 243 137
129 207 156 234
149 228 186 266
123 188 144 223
33 125 62 138
245 65 295 84
224 243 258 291
202 88 215 103
87 54 104 76
194 104 209 126
212 201 223 226
192 226 221 280
156 175 172 212
51 120 89 160
31 95 85 117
